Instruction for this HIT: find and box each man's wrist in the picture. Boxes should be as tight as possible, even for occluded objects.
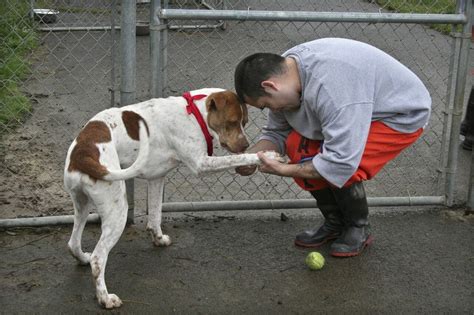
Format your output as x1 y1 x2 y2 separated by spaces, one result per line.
280 163 298 177
294 161 320 179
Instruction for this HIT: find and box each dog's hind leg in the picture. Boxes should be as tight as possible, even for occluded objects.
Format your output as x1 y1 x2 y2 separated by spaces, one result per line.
146 177 171 247
67 189 92 265
89 182 128 309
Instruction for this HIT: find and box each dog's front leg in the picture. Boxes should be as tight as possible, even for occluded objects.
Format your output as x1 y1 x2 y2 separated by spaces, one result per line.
188 152 279 175
146 177 171 247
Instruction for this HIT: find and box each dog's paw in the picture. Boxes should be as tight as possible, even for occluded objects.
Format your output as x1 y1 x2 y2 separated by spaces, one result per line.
99 293 123 309
69 248 91 265
262 151 287 163
154 234 172 247
78 252 92 265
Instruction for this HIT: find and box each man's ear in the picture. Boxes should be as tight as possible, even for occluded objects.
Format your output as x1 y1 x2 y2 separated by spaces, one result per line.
261 80 278 93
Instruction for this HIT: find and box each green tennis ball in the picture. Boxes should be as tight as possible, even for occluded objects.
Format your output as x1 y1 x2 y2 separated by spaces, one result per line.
305 251 325 270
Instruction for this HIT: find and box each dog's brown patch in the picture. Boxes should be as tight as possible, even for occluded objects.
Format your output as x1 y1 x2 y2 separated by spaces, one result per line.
68 121 111 180
122 111 149 140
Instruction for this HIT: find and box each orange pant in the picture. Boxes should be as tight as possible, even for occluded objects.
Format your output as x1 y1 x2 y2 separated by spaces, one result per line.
285 121 423 191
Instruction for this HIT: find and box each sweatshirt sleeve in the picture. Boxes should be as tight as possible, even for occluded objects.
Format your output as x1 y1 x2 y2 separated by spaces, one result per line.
312 102 373 188
259 110 292 155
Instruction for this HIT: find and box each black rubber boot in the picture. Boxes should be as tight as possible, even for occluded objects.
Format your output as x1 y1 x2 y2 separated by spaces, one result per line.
294 188 344 248
461 87 474 151
460 120 468 137
462 137 473 151
330 182 373 257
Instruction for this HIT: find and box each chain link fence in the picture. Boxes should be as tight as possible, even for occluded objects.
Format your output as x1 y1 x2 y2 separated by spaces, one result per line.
0 0 470 220
1 0 117 219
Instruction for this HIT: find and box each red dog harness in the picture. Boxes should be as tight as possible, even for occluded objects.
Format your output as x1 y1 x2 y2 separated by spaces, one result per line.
182 92 214 156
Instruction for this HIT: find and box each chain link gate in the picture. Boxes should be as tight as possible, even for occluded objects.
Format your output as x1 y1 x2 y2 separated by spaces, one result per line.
0 0 471 225
153 0 471 211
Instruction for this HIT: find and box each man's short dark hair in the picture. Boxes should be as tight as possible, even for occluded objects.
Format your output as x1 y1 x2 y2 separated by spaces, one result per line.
234 53 286 103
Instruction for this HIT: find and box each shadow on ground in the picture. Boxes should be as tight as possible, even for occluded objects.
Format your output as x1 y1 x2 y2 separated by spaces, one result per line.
1 208 473 313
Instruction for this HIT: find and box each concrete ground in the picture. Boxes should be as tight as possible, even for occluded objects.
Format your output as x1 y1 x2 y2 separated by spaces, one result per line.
1 207 473 313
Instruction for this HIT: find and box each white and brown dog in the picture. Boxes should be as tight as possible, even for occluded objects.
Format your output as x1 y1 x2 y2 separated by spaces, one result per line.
64 88 277 308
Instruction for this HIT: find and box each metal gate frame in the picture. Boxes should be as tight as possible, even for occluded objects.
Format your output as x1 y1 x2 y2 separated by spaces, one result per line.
150 0 472 209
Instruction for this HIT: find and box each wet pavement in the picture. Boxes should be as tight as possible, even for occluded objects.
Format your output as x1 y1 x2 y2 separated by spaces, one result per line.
1 207 473 313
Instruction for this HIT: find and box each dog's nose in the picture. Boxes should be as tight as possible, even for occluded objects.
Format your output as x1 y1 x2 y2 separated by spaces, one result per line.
233 142 249 154
238 139 249 151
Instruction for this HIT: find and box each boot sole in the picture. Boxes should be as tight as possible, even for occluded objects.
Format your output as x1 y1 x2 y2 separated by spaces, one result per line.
330 235 374 257
294 235 339 248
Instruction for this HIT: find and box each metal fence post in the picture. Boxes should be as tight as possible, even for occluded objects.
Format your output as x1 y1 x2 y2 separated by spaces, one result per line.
150 0 163 98
437 26 462 195
162 0 169 97
110 0 117 108
445 0 472 206
150 0 169 212
120 0 137 223
466 0 474 211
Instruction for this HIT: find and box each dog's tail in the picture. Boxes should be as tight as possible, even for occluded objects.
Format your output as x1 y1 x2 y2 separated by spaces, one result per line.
103 120 150 181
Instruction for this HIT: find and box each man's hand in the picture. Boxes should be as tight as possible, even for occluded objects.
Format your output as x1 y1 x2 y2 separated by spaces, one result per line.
257 151 288 176
235 151 285 176
234 139 280 176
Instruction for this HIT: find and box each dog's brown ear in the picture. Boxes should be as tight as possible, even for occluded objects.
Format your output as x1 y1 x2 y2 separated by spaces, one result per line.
206 93 225 112
207 98 217 112
241 103 249 126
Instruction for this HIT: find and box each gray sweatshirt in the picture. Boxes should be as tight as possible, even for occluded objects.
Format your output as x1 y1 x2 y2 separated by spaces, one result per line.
260 38 431 188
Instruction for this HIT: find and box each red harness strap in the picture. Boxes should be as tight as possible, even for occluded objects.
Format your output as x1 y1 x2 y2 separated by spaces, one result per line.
182 91 214 156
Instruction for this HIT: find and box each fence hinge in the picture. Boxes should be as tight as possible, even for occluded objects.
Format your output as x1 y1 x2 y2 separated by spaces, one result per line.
149 25 168 31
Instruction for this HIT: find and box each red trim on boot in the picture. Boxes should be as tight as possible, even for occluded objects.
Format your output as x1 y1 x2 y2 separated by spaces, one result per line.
330 235 374 257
